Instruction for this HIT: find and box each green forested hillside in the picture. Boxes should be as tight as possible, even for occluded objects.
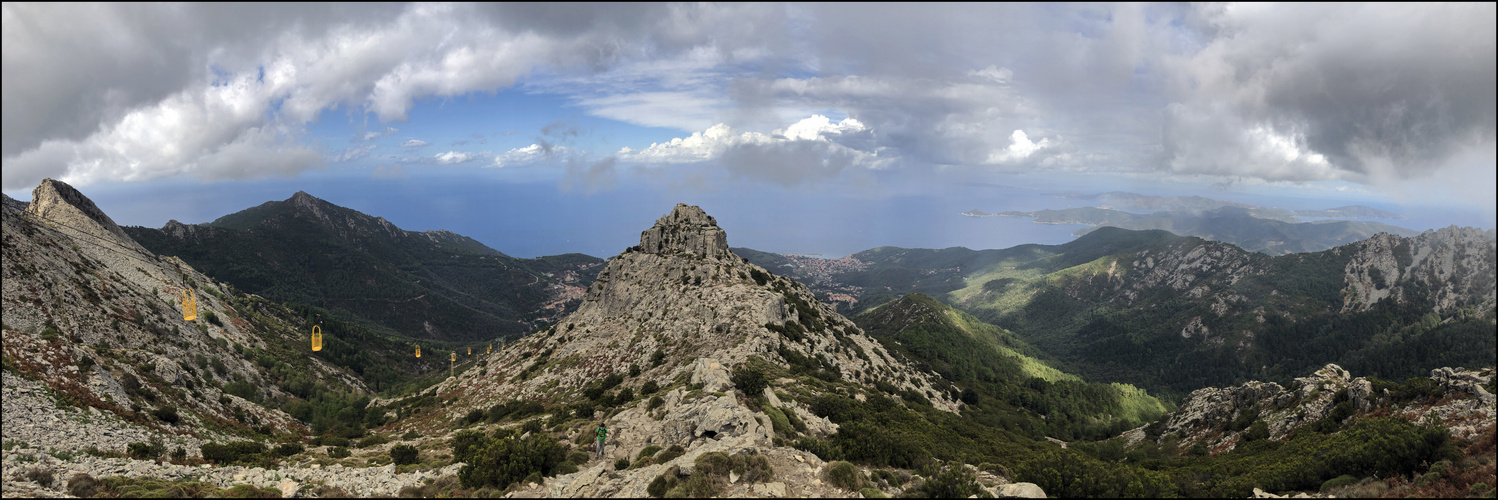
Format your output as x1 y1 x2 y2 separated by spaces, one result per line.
748 227 1496 400
123 192 604 343
855 293 1168 441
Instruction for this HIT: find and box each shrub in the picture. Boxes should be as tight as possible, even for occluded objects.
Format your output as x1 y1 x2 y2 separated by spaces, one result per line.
465 409 485 425
915 464 984 498
1243 420 1271 442
647 474 674 497
615 458 631 470
402 430 421 440
25 467 54 488
765 406 793 435
731 365 768 396
390 444 419 465
67 473 98 497
1320 474 1359 493
641 380 660 395
127 441 165 460
859 486 888 498
556 460 579 475
199 441 264 464
357 435 390 449
616 388 635 403
322 436 351 447
648 396 665 412
328 447 351 458
568 451 590 464
655 445 685 464
275 443 305 457
825 461 863 491
454 431 570 489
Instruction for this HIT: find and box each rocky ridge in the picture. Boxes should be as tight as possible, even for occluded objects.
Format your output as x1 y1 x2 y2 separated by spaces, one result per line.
401 204 990 497
1121 363 1496 454
3 180 373 492
1341 226 1497 314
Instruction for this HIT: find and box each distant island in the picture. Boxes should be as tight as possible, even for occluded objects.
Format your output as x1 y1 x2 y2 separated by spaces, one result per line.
973 199 1417 255
1293 205 1407 220
1044 191 1405 221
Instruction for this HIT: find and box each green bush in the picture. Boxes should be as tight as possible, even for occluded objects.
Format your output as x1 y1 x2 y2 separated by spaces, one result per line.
67 473 98 497
615 458 631 470
390 444 419 465
152 407 180 424
915 465 985 498
655 445 685 464
25 467 55 488
322 436 351 447
465 409 485 425
648 396 665 412
568 451 590 464
274 443 305 457
765 406 793 435
647 474 674 497
357 435 390 448
859 486 888 498
731 365 768 396
556 461 579 475
1320 474 1358 493
641 380 660 395
454 431 570 489
639 445 663 460
199 441 264 464
825 461 863 491
328 447 351 458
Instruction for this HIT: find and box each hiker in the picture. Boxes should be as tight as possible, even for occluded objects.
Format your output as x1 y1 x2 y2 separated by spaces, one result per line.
595 422 610 459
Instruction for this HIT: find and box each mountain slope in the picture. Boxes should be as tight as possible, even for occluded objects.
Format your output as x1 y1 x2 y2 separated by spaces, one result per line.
855 293 1168 440
744 225 1496 398
373 204 1066 497
2 179 378 459
123 191 604 342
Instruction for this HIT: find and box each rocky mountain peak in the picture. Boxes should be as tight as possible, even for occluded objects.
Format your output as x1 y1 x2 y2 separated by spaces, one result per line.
25 178 140 250
638 203 730 258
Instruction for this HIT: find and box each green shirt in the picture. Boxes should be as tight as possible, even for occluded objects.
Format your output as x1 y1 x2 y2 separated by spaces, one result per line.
596 426 608 441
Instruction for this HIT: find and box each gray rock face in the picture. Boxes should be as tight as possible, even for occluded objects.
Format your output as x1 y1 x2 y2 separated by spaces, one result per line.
25 178 143 252
1132 363 1494 457
1342 226 1497 313
996 482 1048 498
638 203 730 258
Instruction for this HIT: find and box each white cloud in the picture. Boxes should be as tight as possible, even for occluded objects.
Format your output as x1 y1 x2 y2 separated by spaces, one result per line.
433 151 474 165
400 139 429 148
493 144 574 168
331 144 377 163
986 130 1053 164
362 127 398 141
969 65 1013 84
614 115 893 186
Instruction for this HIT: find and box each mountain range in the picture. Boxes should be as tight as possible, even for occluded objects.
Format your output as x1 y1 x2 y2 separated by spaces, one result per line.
122 191 604 343
3 178 1493 498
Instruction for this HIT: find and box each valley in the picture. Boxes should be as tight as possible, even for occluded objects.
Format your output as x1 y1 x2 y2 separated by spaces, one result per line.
3 179 1493 498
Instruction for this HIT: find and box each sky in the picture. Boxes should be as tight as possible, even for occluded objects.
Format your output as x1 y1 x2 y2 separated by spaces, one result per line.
3 3 1495 258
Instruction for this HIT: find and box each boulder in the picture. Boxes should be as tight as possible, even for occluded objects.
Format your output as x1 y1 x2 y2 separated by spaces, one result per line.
996 482 1046 498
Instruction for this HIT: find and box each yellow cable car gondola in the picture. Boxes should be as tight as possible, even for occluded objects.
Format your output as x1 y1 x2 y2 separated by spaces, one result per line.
182 289 197 321
467 347 471 356
311 325 323 351
415 344 421 358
